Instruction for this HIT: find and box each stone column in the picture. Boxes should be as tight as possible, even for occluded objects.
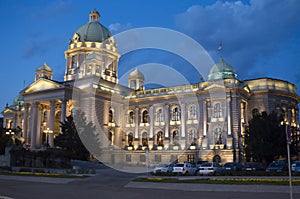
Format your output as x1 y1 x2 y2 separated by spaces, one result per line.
165 105 170 138
203 100 207 136
36 104 42 148
61 99 67 124
30 102 38 149
227 98 232 135
181 103 186 140
149 106 154 138
134 108 139 139
125 133 128 146
49 100 55 147
23 104 29 145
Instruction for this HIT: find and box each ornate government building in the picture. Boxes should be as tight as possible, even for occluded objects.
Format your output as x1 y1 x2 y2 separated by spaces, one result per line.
2 9 299 165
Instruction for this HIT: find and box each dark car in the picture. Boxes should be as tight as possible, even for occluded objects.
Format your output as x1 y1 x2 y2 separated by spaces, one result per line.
244 162 266 171
266 161 288 172
222 162 243 171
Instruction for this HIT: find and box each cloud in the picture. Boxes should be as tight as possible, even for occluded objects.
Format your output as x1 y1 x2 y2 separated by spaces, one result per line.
30 0 73 21
109 23 133 34
174 0 300 81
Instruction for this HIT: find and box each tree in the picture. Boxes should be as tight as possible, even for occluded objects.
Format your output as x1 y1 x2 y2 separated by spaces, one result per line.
244 111 286 164
54 109 98 161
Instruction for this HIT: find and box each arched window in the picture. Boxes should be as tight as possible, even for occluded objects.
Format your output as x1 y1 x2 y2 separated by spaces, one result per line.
108 131 114 145
156 108 164 122
252 108 260 117
157 131 164 146
213 103 222 118
108 109 114 123
142 110 149 123
214 128 222 144
128 111 134 124
128 133 133 146
189 105 197 120
142 132 148 146
172 107 181 121
189 129 197 144
172 130 179 144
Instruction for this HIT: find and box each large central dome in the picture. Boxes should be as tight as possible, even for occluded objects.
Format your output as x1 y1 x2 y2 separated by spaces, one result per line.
73 9 112 43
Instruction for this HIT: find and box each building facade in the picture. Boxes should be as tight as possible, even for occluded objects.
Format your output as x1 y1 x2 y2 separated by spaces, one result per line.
2 9 299 166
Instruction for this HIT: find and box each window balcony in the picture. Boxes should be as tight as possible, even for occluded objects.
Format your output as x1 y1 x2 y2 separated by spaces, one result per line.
140 123 149 127
125 123 135 128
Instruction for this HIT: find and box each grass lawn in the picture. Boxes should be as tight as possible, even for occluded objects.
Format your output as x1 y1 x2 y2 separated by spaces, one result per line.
133 177 300 186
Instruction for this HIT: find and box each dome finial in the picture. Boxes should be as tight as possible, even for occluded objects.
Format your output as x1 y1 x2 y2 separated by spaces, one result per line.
89 8 100 22
218 41 223 58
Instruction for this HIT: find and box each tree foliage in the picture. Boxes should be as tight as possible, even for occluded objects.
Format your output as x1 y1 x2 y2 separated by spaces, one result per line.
54 109 98 161
244 111 286 164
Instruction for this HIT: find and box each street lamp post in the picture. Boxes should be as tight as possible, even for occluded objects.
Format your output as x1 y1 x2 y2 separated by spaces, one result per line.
282 121 293 199
43 128 53 148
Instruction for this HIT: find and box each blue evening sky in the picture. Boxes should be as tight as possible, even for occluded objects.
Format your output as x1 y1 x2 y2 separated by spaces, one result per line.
0 0 299 110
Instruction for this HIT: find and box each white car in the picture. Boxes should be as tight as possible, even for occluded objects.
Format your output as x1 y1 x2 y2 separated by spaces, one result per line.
172 162 197 175
198 162 222 175
153 163 174 174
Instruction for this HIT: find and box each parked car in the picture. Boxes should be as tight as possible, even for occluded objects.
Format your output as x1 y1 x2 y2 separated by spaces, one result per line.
153 163 174 174
292 161 300 173
196 160 208 168
266 161 288 172
222 162 243 171
198 162 222 175
244 162 266 171
172 162 197 175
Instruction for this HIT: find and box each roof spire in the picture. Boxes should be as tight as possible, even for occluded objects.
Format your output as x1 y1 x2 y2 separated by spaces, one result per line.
89 8 100 22
218 41 223 59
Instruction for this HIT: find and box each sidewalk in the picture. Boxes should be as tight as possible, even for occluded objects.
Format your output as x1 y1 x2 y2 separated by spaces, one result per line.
125 181 300 193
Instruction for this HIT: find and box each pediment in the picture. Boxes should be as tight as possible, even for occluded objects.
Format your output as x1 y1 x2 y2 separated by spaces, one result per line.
23 78 62 94
1 107 17 114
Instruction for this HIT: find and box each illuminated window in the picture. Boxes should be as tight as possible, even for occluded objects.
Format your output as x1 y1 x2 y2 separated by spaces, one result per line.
172 130 179 144
108 109 114 123
156 108 164 122
157 131 164 146
128 133 133 146
172 107 181 121
214 128 222 144
128 111 134 124
213 103 222 118
108 131 114 145
142 110 149 123
142 132 148 146
189 129 197 144
189 105 197 120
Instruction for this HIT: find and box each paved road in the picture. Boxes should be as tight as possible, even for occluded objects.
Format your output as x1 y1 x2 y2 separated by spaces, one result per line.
0 168 299 199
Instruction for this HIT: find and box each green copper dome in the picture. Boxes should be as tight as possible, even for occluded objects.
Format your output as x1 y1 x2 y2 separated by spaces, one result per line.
13 94 24 106
208 58 237 80
73 9 112 43
75 22 112 42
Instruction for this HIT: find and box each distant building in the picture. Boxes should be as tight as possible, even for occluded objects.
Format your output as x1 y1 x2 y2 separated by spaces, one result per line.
1 9 299 165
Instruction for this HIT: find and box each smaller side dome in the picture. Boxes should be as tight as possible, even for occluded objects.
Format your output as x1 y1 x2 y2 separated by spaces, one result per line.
36 62 52 72
208 58 237 80
13 94 24 106
35 62 53 81
128 68 145 90
128 68 144 80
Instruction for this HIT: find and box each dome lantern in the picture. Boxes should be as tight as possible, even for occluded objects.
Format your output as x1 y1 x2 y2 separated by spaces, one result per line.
89 8 100 22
